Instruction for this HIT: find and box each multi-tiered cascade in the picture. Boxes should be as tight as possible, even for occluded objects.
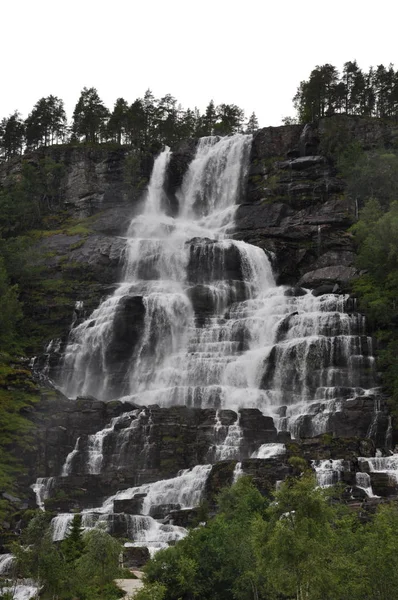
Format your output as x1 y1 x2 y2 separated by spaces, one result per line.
32 134 385 549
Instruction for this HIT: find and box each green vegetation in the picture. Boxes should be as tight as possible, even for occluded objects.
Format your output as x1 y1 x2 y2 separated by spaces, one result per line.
335 145 398 417
9 512 123 600
0 88 260 162
292 60 398 122
136 474 398 600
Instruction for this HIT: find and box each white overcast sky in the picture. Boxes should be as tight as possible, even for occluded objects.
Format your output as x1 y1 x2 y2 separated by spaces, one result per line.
2 0 397 127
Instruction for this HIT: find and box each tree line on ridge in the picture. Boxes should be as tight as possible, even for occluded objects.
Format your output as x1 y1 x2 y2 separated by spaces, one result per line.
292 60 398 123
0 88 260 161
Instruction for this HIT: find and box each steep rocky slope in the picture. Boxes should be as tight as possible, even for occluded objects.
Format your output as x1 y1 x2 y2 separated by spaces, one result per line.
1 117 396 552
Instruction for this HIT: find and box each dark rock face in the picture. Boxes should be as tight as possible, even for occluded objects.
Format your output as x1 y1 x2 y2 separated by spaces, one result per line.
165 139 198 214
369 473 398 497
21 393 138 485
234 120 360 286
9 117 397 539
186 238 243 283
123 546 150 568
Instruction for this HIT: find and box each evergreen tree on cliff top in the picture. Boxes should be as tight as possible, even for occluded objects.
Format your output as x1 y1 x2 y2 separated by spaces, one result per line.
72 87 109 143
25 95 67 149
0 111 25 160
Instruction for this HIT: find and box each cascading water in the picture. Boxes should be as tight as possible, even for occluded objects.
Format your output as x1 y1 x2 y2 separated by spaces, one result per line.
41 133 384 553
51 465 212 548
59 134 377 435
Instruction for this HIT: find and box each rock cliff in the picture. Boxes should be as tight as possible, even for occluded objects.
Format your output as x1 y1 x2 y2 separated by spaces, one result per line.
2 116 396 552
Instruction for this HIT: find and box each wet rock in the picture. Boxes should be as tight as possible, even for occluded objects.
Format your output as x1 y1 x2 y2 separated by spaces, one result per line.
235 202 293 230
168 508 201 527
299 266 358 289
123 546 150 568
186 239 243 283
277 155 325 170
114 497 146 515
311 284 336 297
150 503 181 519
370 473 398 497
284 287 307 297
105 296 145 365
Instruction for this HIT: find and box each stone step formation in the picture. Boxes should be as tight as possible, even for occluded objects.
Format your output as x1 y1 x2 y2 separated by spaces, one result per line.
26 132 394 558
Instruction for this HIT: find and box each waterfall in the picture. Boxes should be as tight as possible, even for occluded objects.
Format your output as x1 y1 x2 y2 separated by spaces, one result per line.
312 459 347 487
252 443 286 459
31 477 55 509
40 133 388 557
51 465 212 546
51 513 74 541
0 553 14 574
57 133 378 439
61 438 80 476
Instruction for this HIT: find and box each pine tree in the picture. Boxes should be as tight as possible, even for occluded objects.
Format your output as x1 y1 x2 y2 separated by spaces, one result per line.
107 97 130 144
25 96 66 149
0 112 25 160
72 87 109 143
245 112 259 133
214 103 244 136
199 100 217 136
61 513 85 563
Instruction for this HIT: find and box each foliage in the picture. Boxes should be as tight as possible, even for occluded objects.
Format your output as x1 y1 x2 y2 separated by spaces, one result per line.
138 474 398 600
344 151 398 209
294 60 398 122
0 356 39 526
0 112 25 160
25 96 67 149
77 526 122 589
0 157 66 236
61 513 85 563
72 87 110 143
0 88 259 163
143 477 267 600
13 516 123 599
350 196 398 413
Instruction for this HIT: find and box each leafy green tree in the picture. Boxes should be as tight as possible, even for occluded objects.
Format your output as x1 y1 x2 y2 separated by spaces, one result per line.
254 473 357 600
357 504 398 600
72 87 109 143
143 477 267 600
135 582 167 600
77 526 122 590
0 157 65 236
294 64 339 122
345 150 398 210
12 511 64 592
214 103 244 136
0 112 25 160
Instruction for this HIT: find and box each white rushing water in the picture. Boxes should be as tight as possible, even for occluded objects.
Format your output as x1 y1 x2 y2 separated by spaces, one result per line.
0 553 14 574
51 464 212 547
31 477 55 510
59 134 378 440
0 583 39 600
252 443 286 459
312 459 347 487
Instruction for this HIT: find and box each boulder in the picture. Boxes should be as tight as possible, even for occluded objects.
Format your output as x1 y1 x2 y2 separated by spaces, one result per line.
298 266 358 289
